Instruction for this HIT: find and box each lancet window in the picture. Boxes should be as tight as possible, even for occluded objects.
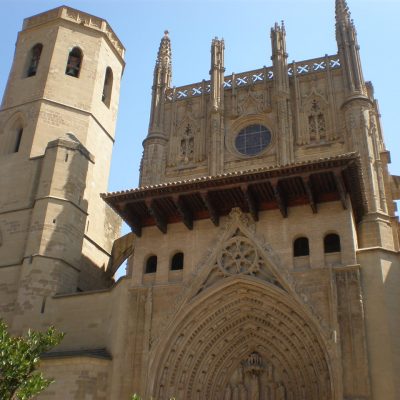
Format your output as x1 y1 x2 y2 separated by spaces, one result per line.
102 67 113 107
13 128 23 153
26 43 43 77
65 47 83 78
0 117 24 156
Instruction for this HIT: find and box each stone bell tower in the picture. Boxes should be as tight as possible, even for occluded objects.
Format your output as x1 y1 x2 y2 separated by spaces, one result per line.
0 6 125 330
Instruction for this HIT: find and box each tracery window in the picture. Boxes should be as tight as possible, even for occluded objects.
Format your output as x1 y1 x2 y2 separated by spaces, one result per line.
308 100 326 142
145 255 157 274
26 43 43 77
293 237 310 257
171 252 184 271
65 47 83 78
324 233 341 253
180 124 194 163
102 67 113 107
235 124 271 156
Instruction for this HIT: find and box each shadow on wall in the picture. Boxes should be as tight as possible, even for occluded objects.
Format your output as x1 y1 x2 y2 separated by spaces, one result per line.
40 133 115 295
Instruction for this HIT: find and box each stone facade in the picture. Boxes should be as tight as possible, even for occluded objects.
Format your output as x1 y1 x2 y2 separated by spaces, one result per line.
1 1 400 399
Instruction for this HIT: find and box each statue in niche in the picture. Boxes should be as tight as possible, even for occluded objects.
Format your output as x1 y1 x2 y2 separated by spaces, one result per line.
222 352 287 400
179 124 194 164
308 99 326 143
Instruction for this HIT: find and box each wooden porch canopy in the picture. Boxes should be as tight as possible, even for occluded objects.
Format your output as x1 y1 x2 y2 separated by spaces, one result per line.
101 153 366 237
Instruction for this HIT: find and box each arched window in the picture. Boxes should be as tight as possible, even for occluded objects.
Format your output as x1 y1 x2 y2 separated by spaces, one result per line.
26 43 43 77
102 67 113 107
293 237 310 257
65 47 83 78
145 255 157 274
13 128 23 153
0 117 24 156
324 234 341 253
171 252 184 271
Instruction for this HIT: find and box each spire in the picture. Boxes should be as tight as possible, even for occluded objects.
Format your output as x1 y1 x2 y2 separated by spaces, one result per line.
148 31 172 135
155 30 172 88
335 0 351 25
209 37 225 176
335 0 366 96
270 21 294 165
271 21 289 93
141 31 172 186
210 37 225 112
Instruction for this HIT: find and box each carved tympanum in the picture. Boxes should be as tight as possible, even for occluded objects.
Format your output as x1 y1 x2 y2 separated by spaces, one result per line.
223 352 288 400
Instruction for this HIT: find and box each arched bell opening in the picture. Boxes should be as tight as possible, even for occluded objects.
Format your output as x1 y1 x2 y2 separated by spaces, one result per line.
150 277 336 400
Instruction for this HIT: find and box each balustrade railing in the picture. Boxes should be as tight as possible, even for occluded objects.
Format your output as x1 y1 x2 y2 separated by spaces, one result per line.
165 54 341 102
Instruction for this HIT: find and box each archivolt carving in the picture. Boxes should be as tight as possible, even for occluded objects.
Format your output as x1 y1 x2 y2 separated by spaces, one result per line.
148 280 335 400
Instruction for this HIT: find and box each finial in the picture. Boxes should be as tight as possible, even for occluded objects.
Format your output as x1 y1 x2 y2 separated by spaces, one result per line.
156 29 172 68
336 0 351 24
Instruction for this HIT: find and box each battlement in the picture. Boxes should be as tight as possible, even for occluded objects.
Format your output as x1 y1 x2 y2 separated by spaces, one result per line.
165 54 341 102
22 6 125 61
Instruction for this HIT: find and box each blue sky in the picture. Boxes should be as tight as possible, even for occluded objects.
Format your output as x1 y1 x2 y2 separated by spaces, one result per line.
1 0 399 208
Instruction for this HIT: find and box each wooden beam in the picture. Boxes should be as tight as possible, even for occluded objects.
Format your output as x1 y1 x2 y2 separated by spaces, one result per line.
146 200 167 234
240 185 259 221
304 177 318 214
118 203 142 237
174 196 193 230
272 182 287 218
333 172 348 209
129 214 142 237
200 192 219 226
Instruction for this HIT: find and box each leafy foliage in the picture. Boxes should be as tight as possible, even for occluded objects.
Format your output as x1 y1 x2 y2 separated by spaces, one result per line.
0 320 64 400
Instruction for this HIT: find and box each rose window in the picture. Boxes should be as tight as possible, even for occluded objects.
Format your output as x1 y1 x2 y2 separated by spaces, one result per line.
235 124 272 156
217 236 260 276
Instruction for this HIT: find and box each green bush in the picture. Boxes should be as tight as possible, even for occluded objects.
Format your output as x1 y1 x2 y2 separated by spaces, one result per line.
0 320 64 400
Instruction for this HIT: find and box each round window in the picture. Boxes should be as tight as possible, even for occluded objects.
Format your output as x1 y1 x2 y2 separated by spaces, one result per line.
235 124 272 156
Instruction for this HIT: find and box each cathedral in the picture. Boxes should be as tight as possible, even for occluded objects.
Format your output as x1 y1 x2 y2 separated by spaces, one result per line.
0 1 399 399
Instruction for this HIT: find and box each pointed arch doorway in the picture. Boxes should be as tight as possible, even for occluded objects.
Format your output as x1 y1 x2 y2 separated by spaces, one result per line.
149 278 336 400
147 210 338 399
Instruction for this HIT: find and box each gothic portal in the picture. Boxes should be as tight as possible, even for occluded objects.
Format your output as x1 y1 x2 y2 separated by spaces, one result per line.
0 1 399 400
